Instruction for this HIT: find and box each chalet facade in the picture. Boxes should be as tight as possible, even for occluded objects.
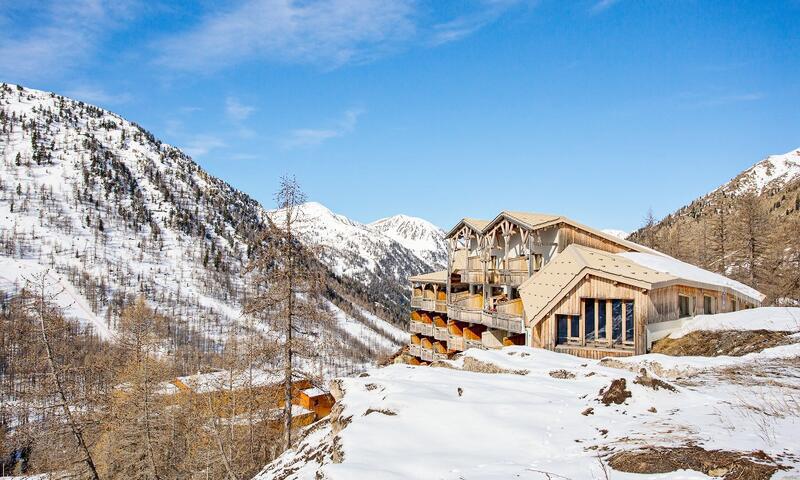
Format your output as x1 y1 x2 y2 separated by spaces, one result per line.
409 211 764 361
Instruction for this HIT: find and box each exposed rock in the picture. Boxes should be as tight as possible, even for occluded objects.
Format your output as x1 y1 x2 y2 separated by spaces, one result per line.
549 369 576 379
634 368 678 392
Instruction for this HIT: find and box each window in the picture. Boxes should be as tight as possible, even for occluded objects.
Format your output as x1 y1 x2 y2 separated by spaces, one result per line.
679 295 691 318
597 299 607 340
556 314 581 345
611 300 623 344
584 300 595 342
625 301 634 343
703 295 714 315
731 298 737 312
557 316 568 344
570 315 580 340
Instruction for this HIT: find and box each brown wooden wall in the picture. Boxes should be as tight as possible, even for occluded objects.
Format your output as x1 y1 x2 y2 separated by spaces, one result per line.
556 224 634 254
531 274 649 355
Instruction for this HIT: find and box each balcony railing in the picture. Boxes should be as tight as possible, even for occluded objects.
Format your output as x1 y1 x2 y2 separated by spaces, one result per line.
410 296 439 312
434 300 447 314
409 344 421 357
411 297 423 309
420 349 434 362
464 337 485 350
433 326 449 341
447 305 483 323
480 311 525 333
448 336 464 351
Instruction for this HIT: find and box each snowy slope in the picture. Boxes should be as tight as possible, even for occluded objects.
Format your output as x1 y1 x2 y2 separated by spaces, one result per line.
368 214 447 269
260 317 800 479
0 84 405 362
715 147 800 196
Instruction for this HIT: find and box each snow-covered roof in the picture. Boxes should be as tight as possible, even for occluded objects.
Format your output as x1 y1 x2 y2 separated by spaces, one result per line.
520 245 765 326
618 251 765 303
302 387 326 397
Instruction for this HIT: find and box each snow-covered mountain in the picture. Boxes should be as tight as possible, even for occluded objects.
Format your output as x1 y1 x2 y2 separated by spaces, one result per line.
368 214 447 269
601 228 629 240
0 83 429 366
714 147 800 196
268 202 446 321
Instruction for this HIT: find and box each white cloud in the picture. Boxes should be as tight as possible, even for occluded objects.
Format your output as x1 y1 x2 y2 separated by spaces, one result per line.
225 97 256 122
155 0 416 71
0 1 138 81
430 0 532 46
590 0 621 14
65 86 133 106
283 108 364 149
182 135 226 158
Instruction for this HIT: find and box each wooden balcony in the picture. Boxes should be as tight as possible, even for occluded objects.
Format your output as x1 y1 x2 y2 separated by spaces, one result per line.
409 344 421 357
409 320 433 336
434 299 447 314
433 326 449 341
480 311 525 333
420 348 434 362
447 335 464 351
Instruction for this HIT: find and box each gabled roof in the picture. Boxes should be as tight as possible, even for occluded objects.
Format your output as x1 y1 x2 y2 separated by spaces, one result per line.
519 245 765 327
409 269 448 284
519 245 672 326
444 218 490 239
483 210 655 254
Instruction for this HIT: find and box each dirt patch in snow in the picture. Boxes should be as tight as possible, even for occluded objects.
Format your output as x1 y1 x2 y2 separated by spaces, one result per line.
364 408 397 416
634 368 677 392
598 378 632 405
461 357 529 375
608 446 786 479
652 330 794 357
549 369 576 379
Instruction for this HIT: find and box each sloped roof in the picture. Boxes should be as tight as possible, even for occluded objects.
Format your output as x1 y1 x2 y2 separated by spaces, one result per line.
409 269 448 284
483 211 655 254
519 245 765 327
444 217 490 239
519 245 673 326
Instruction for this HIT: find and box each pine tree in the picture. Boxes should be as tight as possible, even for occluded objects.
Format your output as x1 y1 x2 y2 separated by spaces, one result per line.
732 192 770 286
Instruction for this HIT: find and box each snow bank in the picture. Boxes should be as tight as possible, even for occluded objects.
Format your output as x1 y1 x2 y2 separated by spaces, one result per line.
618 251 764 302
258 346 800 479
668 307 800 339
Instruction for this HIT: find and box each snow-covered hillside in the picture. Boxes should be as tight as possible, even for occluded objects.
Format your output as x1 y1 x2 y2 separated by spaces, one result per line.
260 308 800 479
268 202 445 320
0 84 410 366
716 147 800 196
368 214 447 269
601 228 629 240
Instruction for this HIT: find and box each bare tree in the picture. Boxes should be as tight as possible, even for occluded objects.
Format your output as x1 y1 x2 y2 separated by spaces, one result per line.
732 192 770 287
24 272 101 480
244 176 331 450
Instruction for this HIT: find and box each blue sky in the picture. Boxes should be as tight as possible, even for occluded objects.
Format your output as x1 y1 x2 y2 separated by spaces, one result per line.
1 0 798 232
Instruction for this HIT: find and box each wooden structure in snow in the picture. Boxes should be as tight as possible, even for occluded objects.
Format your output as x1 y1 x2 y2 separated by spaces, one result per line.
408 211 764 360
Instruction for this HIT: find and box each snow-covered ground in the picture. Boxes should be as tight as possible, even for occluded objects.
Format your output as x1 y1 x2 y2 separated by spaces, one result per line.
259 309 800 479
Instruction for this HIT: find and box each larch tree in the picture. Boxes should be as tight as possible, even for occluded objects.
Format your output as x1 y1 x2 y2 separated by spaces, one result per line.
244 176 332 450
732 192 771 287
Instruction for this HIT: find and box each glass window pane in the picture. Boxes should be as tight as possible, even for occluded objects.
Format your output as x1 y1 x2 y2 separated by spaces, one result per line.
584 300 595 342
570 315 580 338
612 300 622 343
625 301 634 342
557 315 568 344
597 299 606 340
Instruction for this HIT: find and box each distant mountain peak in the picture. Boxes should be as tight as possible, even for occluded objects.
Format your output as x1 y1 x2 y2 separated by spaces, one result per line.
715 147 800 196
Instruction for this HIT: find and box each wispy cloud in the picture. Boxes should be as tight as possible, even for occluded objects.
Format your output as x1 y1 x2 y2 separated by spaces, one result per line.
0 1 138 81
430 0 533 46
589 0 621 14
182 135 227 158
283 108 364 149
65 85 133 106
155 0 416 72
225 97 256 122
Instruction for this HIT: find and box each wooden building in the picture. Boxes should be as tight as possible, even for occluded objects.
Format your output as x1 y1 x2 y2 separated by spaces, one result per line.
408 211 764 361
